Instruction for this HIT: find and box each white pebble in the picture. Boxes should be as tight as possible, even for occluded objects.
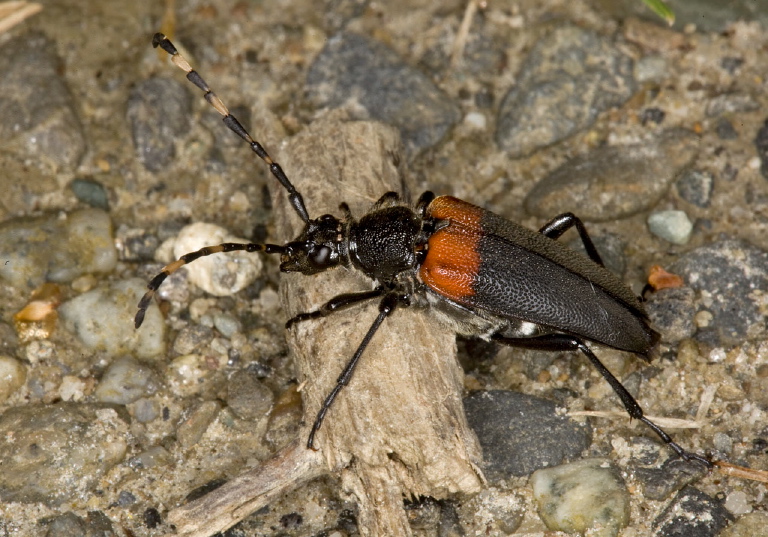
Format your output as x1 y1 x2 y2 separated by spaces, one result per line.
95 356 158 404
166 354 214 397
532 458 629 537
724 490 752 515
0 356 26 402
59 375 86 402
59 279 166 359
173 223 262 297
647 210 693 245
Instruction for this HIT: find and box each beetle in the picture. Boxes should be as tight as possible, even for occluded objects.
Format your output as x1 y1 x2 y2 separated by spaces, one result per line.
137 33 710 466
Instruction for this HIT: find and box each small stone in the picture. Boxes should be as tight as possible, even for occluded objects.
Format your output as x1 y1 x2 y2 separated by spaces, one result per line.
83 510 116 535
705 92 759 117
645 287 696 344
226 370 274 421
127 76 191 172
43 512 86 536
671 240 768 346
463 390 591 479
177 400 221 448
172 324 213 355
712 431 733 454
144 507 163 529
0 356 26 403
131 397 160 423
525 129 699 221
58 375 87 402
633 458 707 501
458 488 525 535
653 486 733 537
306 32 460 156
720 56 744 75
634 55 668 83
0 209 118 290
213 312 242 338
641 107 666 125
676 169 714 208
531 458 630 537
69 177 110 210
173 222 262 297
0 403 129 505
116 490 137 506
95 356 159 405
724 490 752 516
715 118 739 140
647 210 694 245
0 32 86 171
59 279 166 359
128 445 170 469
496 25 635 157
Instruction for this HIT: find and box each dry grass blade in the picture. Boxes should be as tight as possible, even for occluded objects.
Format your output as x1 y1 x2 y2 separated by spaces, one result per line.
0 1 42 34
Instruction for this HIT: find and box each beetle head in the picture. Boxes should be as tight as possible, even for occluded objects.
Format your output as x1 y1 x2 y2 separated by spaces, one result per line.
281 214 345 274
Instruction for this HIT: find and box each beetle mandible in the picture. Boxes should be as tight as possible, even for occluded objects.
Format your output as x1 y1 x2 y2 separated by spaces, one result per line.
136 32 710 467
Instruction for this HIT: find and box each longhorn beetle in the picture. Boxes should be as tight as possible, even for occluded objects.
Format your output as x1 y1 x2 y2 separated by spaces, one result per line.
137 32 710 466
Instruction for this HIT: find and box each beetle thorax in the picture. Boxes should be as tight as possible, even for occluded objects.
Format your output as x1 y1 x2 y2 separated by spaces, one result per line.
348 206 423 282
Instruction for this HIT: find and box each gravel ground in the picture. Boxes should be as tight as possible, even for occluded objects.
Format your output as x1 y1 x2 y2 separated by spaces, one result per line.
0 0 767 536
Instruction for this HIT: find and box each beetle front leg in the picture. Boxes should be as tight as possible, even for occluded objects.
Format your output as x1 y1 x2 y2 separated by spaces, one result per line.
491 333 712 468
285 287 385 328
538 213 604 266
307 292 400 449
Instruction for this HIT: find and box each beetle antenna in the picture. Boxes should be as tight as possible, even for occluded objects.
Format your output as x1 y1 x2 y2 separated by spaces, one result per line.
151 32 310 224
134 242 286 329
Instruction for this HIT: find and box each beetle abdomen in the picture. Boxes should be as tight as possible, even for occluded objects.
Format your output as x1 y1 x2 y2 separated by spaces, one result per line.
420 196 656 354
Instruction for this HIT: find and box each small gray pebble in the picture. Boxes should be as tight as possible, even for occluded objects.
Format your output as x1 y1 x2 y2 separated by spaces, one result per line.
647 210 693 245
653 486 733 536
95 356 158 405
464 390 591 479
226 371 274 421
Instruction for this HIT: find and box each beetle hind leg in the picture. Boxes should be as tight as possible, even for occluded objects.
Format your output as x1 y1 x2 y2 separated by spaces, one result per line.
538 213 604 266
491 333 712 468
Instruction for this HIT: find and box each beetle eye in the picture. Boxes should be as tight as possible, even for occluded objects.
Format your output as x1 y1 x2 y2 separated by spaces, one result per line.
308 245 333 268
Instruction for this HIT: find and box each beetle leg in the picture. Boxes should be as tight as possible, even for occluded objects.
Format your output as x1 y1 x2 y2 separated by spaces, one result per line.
373 191 401 209
415 191 436 216
307 292 400 449
491 333 712 468
538 213 604 266
286 287 386 328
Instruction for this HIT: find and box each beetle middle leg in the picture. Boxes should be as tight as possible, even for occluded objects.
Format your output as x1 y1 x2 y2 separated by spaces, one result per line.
491 333 712 467
538 213 604 266
306 292 402 449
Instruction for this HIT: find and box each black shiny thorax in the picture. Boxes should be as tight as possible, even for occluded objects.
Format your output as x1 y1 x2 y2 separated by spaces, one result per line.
348 205 424 282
